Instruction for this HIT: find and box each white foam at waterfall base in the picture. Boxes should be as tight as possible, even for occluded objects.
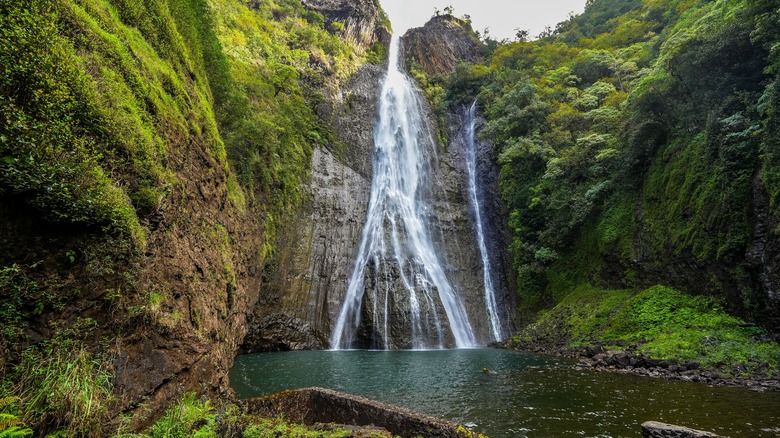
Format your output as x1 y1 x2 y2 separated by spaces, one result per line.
330 35 477 350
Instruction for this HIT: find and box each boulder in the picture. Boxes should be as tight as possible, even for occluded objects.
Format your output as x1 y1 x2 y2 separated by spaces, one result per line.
641 421 726 438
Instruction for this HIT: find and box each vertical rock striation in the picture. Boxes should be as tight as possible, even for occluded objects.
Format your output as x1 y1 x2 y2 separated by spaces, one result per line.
243 63 384 351
245 13 516 350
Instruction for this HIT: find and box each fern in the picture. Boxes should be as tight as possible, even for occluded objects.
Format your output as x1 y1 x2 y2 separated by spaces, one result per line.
0 397 31 437
0 425 33 438
0 398 19 414
0 404 32 438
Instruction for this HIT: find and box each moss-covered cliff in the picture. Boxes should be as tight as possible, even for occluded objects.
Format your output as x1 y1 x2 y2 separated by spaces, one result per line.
0 0 387 433
421 0 780 374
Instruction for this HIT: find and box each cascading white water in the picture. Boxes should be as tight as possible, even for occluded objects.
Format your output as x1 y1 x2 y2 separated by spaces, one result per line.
464 101 504 342
330 35 477 350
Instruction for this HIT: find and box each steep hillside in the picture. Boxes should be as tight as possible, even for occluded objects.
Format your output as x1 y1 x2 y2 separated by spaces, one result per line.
0 0 387 433
467 0 780 325
422 0 780 372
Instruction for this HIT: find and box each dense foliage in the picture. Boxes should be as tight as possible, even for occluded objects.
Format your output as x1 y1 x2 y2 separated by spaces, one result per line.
0 0 373 434
443 0 780 322
513 284 780 373
0 0 367 254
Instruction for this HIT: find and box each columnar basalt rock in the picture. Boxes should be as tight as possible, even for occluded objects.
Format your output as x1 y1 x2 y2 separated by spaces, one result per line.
243 63 383 351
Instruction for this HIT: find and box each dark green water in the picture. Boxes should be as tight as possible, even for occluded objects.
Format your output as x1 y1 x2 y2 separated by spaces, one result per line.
230 349 780 437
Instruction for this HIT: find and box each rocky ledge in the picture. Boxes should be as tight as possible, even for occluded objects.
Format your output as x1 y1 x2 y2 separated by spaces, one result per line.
506 341 780 392
241 387 480 438
642 421 725 438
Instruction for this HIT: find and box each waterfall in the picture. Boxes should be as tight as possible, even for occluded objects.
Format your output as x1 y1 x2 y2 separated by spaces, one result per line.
330 35 477 350
464 102 504 342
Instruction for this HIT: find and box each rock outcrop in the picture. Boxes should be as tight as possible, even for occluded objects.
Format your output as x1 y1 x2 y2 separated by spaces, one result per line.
641 421 725 438
243 387 478 437
438 103 517 342
244 15 515 350
242 63 383 351
402 15 482 76
301 0 391 52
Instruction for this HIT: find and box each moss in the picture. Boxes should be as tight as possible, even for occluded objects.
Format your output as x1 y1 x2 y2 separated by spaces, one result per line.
518 284 780 374
111 394 388 438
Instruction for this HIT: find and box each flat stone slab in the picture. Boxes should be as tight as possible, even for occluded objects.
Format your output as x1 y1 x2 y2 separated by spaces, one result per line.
642 421 727 438
242 387 479 437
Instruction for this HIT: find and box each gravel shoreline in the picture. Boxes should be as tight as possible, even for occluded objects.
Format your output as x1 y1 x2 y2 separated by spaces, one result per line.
501 341 780 392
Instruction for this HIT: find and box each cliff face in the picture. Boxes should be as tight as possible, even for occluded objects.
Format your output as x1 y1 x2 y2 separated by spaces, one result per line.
244 13 515 350
402 15 482 76
300 0 391 52
0 0 391 433
242 64 383 351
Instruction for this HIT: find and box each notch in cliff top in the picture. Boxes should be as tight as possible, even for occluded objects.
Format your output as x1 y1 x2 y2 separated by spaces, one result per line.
402 14 484 77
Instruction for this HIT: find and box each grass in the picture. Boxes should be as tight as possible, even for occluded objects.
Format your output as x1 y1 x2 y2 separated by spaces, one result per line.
13 338 113 436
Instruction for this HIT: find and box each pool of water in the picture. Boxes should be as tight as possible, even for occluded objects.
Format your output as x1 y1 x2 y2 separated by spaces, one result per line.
230 349 780 437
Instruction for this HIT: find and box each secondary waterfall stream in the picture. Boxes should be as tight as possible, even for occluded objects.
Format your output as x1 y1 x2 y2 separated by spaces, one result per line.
463 102 503 342
330 35 477 350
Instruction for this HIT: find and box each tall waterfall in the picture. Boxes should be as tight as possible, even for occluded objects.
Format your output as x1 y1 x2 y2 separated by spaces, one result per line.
464 102 504 342
330 35 477 350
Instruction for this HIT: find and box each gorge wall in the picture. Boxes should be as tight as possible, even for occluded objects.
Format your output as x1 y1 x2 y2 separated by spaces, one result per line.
0 0 391 432
243 14 515 351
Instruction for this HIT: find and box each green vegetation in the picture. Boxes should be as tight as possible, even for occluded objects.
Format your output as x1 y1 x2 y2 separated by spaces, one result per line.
4 328 114 436
0 0 370 253
514 285 780 374
0 397 32 438
429 0 780 329
114 393 389 438
1 0 384 435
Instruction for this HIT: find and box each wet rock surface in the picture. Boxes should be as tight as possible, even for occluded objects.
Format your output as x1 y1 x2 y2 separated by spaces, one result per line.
243 64 382 352
440 104 517 341
248 22 515 349
505 340 780 392
240 313 326 351
242 387 477 438
642 421 725 438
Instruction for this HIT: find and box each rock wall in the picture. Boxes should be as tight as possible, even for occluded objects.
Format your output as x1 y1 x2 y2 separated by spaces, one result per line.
243 64 383 351
0 126 265 431
244 15 516 350
300 0 391 53
402 15 482 76
439 104 517 341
